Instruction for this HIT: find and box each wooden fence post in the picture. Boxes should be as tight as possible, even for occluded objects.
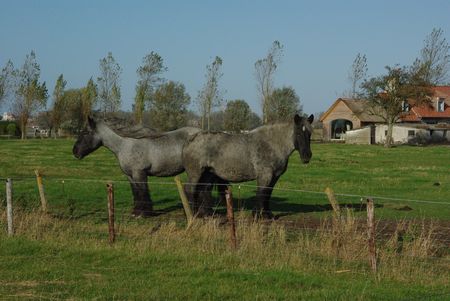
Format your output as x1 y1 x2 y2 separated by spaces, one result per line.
174 176 193 226
325 187 341 257
367 198 377 273
325 187 341 216
6 178 13 236
225 187 237 250
107 183 115 244
34 170 48 213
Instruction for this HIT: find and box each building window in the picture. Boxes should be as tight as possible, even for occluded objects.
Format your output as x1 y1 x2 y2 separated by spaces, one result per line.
402 101 410 112
408 130 415 137
385 130 388 136
437 99 445 112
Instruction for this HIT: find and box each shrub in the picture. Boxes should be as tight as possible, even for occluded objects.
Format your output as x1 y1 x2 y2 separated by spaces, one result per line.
6 123 16 136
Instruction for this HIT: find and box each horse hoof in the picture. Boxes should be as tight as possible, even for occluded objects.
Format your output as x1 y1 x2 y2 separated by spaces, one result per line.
195 209 213 218
252 210 274 220
132 209 155 218
261 211 274 220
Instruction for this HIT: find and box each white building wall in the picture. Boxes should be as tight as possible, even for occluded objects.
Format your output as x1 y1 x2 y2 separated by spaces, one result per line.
375 124 429 144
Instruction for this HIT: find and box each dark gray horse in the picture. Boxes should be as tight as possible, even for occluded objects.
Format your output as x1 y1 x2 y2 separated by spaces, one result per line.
182 114 314 218
73 116 201 217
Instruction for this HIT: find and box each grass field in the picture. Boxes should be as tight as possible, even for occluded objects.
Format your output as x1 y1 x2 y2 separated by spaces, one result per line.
0 139 449 220
0 139 449 300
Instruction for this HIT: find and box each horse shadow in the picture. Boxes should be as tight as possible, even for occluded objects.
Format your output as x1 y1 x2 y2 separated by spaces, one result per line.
230 196 384 218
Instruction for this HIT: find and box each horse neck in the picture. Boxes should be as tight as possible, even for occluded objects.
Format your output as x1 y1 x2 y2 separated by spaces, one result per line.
253 122 295 156
97 123 125 155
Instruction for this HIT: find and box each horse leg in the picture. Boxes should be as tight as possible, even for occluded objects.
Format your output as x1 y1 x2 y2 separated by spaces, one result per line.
128 174 153 217
185 172 202 216
216 177 229 205
196 171 217 217
254 174 278 219
197 182 214 217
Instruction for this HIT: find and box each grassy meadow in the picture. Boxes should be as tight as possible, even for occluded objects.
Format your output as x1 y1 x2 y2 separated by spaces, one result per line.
0 139 449 300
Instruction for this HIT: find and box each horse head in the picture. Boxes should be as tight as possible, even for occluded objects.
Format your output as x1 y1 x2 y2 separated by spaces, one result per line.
72 116 103 159
293 114 314 164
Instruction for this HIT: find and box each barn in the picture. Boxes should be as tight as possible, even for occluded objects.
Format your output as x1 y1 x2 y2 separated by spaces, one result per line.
320 86 450 144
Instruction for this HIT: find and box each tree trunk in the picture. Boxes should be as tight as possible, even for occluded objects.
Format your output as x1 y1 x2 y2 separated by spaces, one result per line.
21 119 26 140
384 121 394 148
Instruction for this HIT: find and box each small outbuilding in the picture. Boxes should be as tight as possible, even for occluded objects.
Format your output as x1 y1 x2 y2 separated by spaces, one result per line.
319 98 383 141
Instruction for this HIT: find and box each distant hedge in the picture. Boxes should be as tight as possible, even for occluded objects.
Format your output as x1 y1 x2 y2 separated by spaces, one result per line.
0 121 21 137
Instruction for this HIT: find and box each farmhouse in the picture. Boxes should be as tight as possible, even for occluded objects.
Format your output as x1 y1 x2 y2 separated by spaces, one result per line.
320 86 450 144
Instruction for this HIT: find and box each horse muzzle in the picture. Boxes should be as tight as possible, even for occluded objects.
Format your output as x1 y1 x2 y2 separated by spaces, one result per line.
72 146 84 159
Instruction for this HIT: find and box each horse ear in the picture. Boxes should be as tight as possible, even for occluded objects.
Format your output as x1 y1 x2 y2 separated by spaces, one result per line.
294 114 302 125
88 116 96 129
307 114 314 124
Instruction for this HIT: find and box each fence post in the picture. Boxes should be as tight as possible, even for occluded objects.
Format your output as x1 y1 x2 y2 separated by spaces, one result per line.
107 183 115 244
34 170 48 213
174 176 193 226
367 198 377 273
325 187 341 216
6 178 13 236
225 187 237 250
325 187 341 255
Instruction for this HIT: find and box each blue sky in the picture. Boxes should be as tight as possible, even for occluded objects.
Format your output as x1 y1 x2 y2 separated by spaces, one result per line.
1 0 449 115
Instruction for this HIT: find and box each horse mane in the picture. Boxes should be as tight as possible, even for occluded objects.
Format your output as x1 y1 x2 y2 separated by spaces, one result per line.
100 117 165 139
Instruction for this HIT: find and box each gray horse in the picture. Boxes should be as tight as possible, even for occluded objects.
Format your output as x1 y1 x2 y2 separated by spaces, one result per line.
182 114 314 218
73 116 201 217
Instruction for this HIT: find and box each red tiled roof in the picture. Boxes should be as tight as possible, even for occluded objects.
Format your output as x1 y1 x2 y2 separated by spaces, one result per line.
400 86 450 121
433 86 450 97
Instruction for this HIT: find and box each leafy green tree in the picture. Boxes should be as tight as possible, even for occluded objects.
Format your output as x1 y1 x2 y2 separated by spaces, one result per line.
11 51 48 139
223 99 251 132
248 112 262 129
81 77 97 125
362 66 432 148
51 74 67 137
97 52 121 115
0 60 14 106
61 88 84 134
411 28 450 85
197 56 224 131
255 40 283 124
149 81 190 131
134 52 167 124
267 86 302 123
6 123 17 136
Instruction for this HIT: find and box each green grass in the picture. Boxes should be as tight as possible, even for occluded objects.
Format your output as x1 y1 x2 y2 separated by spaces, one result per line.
0 139 449 220
1 212 449 300
0 139 449 300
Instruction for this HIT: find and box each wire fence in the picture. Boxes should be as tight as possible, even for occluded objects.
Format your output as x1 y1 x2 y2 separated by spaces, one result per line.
1 175 449 241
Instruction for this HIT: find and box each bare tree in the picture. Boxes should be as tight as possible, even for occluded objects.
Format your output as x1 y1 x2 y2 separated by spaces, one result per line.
134 52 167 124
255 40 283 124
97 52 121 115
412 28 450 85
11 51 48 139
362 66 432 147
348 53 368 98
197 56 224 131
